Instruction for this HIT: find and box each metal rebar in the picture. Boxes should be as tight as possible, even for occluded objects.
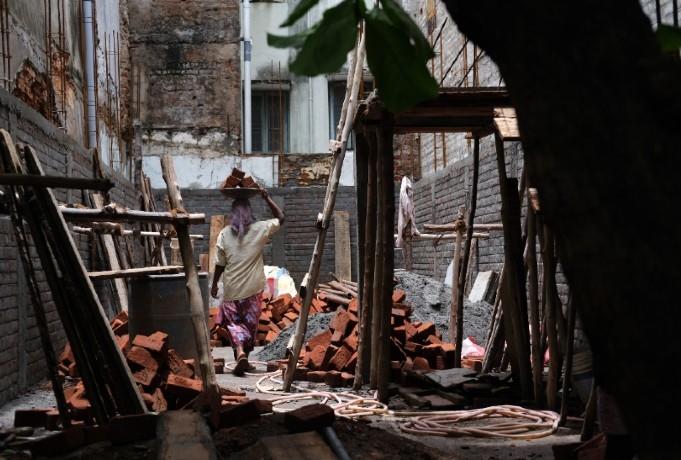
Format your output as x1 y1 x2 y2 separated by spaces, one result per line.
439 38 469 85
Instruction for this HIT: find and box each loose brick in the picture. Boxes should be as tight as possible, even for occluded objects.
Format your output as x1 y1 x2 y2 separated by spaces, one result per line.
167 349 193 378
330 329 344 345
412 357 430 371
414 322 436 341
240 176 257 188
218 399 262 428
165 373 203 398
133 367 158 387
132 334 167 355
151 388 168 412
343 352 358 373
392 289 406 303
126 346 159 372
307 330 332 350
284 404 335 432
324 370 344 387
109 414 158 445
328 345 352 371
307 345 327 370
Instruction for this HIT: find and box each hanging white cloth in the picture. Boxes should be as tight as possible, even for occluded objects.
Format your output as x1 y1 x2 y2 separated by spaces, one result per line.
396 176 419 248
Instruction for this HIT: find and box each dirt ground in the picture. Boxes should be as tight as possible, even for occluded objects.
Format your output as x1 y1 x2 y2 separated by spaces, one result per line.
0 346 581 459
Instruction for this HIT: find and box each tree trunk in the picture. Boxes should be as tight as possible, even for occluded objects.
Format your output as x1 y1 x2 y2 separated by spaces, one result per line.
444 0 681 454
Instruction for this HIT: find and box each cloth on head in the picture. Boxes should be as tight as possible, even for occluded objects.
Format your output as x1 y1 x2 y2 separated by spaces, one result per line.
397 176 419 248
215 218 280 301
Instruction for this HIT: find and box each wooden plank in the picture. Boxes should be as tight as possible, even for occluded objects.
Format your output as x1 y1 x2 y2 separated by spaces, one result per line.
494 108 520 141
207 215 225 274
0 173 114 191
88 265 183 280
21 144 147 421
160 154 219 418
60 206 206 225
468 271 497 303
257 432 337 460
333 211 352 282
92 194 129 312
157 411 217 460
424 222 503 232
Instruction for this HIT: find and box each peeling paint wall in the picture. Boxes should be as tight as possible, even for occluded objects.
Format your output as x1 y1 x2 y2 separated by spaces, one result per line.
128 0 245 187
3 1 130 175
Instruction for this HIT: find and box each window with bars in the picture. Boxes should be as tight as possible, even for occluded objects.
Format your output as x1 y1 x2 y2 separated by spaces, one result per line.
252 90 289 153
328 80 374 150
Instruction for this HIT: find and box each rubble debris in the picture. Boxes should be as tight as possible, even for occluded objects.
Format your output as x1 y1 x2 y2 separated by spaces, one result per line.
394 270 493 344
51 311 247 425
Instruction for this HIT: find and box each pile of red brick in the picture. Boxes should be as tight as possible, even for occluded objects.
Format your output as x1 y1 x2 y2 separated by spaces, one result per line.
220 167 258 189
269 290 459 386
210 290 349 348
57 312 244 423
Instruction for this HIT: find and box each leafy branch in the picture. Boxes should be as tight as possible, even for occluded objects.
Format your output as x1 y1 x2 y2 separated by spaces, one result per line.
268 0 438 113
656 24 681 52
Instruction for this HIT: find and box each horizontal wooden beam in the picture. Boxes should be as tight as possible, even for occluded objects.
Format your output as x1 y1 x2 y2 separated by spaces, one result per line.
395 232 490 241
0 173 114 191
60 206 205 225
72 226 204 239
424 223 504 232
88 265 183 280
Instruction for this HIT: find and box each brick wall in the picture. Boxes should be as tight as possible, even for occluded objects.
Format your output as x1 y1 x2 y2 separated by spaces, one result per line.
0 88 139 405
160 186 358 286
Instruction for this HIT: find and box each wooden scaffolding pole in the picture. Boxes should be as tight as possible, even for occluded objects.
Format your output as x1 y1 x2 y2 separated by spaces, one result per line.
370 129 384 390
283 31 366 391
354 131 376 390
160 154 219 416
449 210 464 351
526 190 544 405
454 135 480 366
376 120 395 403
494 133 532 400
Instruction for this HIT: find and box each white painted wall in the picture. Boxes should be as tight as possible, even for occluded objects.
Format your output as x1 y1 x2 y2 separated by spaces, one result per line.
245 0 357 184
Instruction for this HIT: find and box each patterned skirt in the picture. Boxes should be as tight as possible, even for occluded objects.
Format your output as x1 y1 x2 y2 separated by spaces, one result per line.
216 292 262 354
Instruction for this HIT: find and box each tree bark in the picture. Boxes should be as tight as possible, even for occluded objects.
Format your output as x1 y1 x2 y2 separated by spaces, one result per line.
443 0 681 454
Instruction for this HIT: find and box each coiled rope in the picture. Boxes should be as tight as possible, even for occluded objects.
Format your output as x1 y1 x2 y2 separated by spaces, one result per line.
225 360 559 439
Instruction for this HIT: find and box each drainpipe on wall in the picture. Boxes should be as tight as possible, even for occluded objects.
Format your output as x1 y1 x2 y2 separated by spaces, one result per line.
83 0 98 150
243 0 252 154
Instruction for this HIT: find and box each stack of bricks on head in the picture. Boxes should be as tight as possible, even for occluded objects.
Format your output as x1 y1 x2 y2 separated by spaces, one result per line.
263 285 483 388
54 311 248 425
220 167 257 189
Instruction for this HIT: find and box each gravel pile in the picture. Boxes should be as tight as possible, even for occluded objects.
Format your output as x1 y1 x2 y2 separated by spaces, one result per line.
253 312 334 362
394 270 492 344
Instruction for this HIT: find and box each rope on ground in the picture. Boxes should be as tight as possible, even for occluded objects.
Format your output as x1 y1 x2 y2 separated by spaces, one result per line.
226 361 559 439
398 405 560 440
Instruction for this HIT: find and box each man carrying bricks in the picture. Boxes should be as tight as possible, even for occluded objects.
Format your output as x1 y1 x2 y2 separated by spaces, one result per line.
211 186 285 376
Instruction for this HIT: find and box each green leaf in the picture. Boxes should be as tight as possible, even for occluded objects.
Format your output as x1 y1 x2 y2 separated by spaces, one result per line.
289 0 359 76
657 25 681 52
365 8 438 112
380 0 434 61
267 27 316 49
281 0 320 27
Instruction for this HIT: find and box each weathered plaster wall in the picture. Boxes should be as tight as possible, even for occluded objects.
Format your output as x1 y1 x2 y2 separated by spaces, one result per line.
5 1 130 174
129 0 244 188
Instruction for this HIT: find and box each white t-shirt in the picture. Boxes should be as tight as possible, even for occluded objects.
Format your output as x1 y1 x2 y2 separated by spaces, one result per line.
214 218 280 301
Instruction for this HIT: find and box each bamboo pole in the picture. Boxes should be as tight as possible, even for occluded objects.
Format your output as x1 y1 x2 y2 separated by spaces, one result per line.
526 195 544 406
160 154 219 418
455 136 480 366
543 226 560 410
450 212 464 350
560 293 576 425
72 226 203 239
354 137 376 390
283 30 366 391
